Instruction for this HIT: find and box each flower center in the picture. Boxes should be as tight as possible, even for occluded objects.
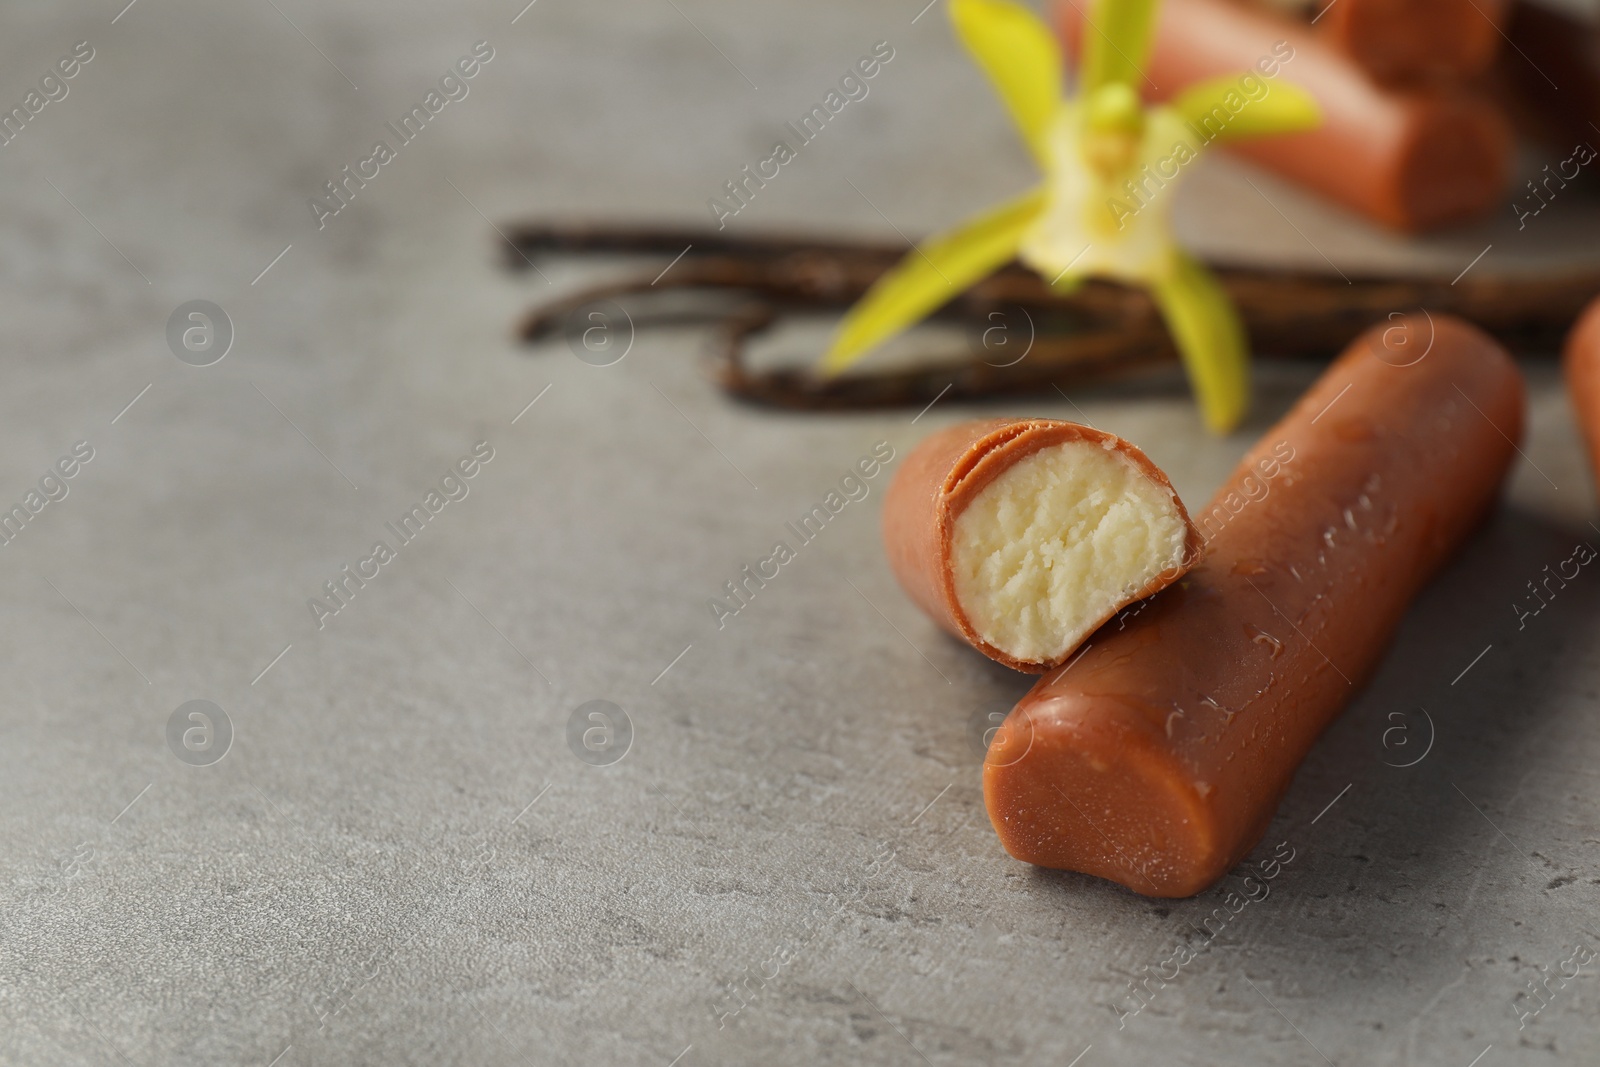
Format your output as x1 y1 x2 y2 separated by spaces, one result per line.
1081 82 1144 179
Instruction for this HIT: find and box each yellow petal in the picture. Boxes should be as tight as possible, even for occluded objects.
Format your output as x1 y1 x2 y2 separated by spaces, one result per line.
950 0 1063 167
1171 75 1321 144
821 186 1048 375
1077 0 1159 95
1148 252 1250 433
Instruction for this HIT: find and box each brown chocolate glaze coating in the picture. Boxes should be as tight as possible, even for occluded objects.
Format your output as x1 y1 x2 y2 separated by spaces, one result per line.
1316 0 1507 86
1563 295 1600 484
1059 0 1513 232
882 419 1202 673
985 316 1524 896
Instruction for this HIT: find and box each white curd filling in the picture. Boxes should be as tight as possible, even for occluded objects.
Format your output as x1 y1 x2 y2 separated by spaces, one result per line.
951 440 1189 663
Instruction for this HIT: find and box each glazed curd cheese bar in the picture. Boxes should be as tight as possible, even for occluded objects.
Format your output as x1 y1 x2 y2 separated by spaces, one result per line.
984 315 1524 896
1060 0 1514 232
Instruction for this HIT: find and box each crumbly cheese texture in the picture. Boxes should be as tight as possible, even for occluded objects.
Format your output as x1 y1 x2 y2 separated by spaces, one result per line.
950 440 1189 664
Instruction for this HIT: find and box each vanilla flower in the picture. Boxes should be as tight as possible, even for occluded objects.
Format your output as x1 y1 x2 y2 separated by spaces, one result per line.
821 0 1319 433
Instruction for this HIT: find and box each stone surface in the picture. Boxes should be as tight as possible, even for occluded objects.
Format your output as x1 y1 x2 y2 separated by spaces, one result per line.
0 2 1595 1065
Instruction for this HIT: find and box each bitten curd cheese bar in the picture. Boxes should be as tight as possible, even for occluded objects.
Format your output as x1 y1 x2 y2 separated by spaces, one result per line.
883 419 1201 673
984 315 1524 896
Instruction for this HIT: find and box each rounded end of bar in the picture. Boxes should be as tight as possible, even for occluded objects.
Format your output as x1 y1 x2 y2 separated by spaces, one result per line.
982 694 1226 898
1391 93 1513 232
1321 0 1506 84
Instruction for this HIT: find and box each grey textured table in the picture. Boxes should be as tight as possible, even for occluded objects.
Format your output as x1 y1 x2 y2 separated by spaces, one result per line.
2 1 1597 1065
